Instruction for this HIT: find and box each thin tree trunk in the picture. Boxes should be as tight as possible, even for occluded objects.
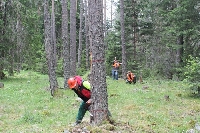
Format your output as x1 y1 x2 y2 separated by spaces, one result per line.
110 0 112 27
176 34 183 66
103 0 106 34
103 0 107 49
88 0 109 125
51 0 57 66
8 49 14 76
44 0 52 85
77 0 84 68
84 0 90 70
120 0 127 79
132 0 137 59
70 0 77 76
51 0 58 95
61 0 70 88
0 0 6 78
16 16 22 73
44 0 58 96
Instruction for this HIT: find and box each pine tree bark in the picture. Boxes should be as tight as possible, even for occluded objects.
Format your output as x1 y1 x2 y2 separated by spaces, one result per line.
61 0 70 88
176 34 183 66
110 0 113 27
51 0 57 67
70 0 77 76
88 0 109 125
44 0 58 96
132 0 137 59
77 0 84 68
50 0 58 95
84 0 90 70
16 14 23 72
44 0 52 89
120 0 127 79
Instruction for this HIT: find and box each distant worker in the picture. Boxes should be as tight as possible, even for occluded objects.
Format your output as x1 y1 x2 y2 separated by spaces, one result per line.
112 57 122 80
126 71 136 84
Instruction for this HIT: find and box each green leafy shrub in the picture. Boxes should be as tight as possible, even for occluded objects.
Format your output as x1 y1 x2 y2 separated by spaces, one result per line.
184 55 200 95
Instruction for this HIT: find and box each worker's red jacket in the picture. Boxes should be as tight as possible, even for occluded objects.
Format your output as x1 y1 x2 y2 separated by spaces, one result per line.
73 81 91 102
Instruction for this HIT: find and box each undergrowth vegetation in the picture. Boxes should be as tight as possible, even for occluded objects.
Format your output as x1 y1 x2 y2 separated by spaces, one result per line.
0 71 200 132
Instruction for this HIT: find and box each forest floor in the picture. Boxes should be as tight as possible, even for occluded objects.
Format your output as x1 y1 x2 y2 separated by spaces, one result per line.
0 71 200 133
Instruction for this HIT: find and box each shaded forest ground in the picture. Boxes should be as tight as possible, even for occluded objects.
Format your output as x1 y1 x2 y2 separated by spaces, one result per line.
0 71 200 132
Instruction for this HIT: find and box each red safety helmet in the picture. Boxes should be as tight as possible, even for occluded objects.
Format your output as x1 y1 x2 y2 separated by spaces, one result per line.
67 78 77 89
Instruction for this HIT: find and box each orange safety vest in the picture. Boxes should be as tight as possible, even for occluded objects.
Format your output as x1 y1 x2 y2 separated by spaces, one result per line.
113 62 120 68
127 73 134 81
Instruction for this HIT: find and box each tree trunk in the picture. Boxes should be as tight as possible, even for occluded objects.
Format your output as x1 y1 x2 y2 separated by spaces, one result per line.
77 0 84 68
103 0 107 50
50 0 58 95
51 0 57 67
120 0 127 79
88 0 109 125
176 34 183 66
8 49 14 76
0 58 5 79
198 86 200 95
0 70 5 80
44 0 51 78
103 0 106 34
84 0 90 70
61 0 70 88
70 0 77 76
132 0 137 59
44 0 58 96
110 0 113 27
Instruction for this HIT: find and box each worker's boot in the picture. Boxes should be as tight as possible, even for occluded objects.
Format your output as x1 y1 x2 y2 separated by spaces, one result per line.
72 120 81 126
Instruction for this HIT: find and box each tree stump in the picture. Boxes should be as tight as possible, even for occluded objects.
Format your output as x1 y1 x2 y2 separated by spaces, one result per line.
0 82 4 88
0 71 5 79
164 95 170 101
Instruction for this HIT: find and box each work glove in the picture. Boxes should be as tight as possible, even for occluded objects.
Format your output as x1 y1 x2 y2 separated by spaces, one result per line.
86 99 92 105
85 99 92 109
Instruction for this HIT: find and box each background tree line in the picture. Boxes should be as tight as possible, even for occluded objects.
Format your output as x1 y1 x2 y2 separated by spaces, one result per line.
0 0 200 93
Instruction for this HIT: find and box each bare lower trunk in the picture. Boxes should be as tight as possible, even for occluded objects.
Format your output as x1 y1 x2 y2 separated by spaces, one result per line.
61 0 70 88
176 34 183 66
44 0 58 96
120 0 127 79
77 0 84 68
84 0 90 70
70 0 77 76
88 0 109 125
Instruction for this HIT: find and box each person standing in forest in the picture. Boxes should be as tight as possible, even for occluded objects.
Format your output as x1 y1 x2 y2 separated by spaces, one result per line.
67 76 92 125
112 57 122 80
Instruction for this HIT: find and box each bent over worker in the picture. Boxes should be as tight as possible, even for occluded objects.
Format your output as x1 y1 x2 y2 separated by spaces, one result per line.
67 76 112 125
67 76 92 125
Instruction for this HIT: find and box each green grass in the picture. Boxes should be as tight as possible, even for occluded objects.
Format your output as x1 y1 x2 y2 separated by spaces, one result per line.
0 71 200 132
